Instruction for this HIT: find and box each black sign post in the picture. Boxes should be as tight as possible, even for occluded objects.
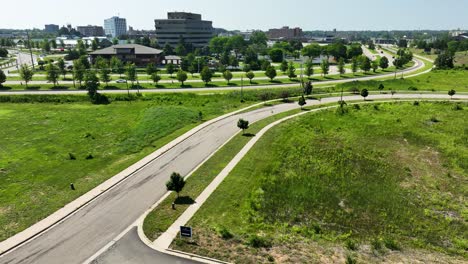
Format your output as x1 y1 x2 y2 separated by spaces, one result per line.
180 226 192 238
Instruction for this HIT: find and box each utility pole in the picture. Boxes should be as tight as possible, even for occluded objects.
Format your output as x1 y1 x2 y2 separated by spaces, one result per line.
241 77 244 102
26 30 35 70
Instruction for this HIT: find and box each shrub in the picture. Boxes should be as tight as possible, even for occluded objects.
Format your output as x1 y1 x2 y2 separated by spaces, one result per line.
217 226 233 240
353 104 361 110
413 101 420 106
453 104 463 111
371 238 383 251
345 239 359 251
68 153 76 160
408 86 418 91
247 234 272 248
345 255 357 264
430 116 440 123
86 154 94 160
383 237 401 251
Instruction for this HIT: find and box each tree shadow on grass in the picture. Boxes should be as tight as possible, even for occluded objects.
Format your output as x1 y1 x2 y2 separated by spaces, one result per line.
242 133 256 137
0 86 12 90
51 86 69 90
26 86 40 90
175 196 195 205
103 86 120 90
204 83 218 88
269 80 282 84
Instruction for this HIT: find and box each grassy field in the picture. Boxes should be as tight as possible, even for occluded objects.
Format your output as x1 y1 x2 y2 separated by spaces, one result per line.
408 48 438 61
454 51 468 67
172 102 468 263
336 69 468 93
0 88 308 242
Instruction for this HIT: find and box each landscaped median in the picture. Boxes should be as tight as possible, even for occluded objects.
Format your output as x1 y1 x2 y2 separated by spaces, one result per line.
139 94 468 263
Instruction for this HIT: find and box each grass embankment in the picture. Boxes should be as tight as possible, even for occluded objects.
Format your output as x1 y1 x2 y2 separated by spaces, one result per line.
0 88 305 242
336 69 468 93
171 102 468 263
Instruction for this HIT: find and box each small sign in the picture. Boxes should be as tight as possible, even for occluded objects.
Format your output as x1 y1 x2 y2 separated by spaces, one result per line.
180 226 192 238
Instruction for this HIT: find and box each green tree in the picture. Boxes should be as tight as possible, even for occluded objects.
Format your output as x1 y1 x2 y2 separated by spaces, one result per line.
19 64 34 88
84 70 100 96
223 70 233 84
304 81 313 95
371 60 379 72
41 39 51 52
200 66 213 85
302 43 322 58
265 66 277 81
237 118 249 134
146 63 157 76
246 71 255 84
0 69 5 87
45 62 59 86
298 95 307 109
379 56 389 69
151 72 161 87
57 58 66 79
434 52 454 69
269 48 284 63
125 63 137 87
76 40 86 55
91 39 98 51
166 63 176 77
287 62 296 79
448 89 456 99
98 60 111 87
176 70 188 85
166 172 186 198
351 57 359 75
338 58 346 76
304 60 314 78
320 59 329 76
280 60 288 72
378 83 385 93
360 88 369 100
360 56 371 72
163 43 174 55
73 59 85 87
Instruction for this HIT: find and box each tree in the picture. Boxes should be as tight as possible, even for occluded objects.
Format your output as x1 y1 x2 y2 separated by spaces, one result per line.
176 70 188 85
0 69 6 87
265 66 277 81
360 56 371 72
371 60 379 72
305 60 314 78
151 72 161 86
76 40 86 55
19 64 34 88
166 63 176 77
166 172 186 198
223 70 233 84
280 60 288 72
448 89 456 99
250 31 268 46
237 119 249 134
41 39 51 52
84 70 100 96
298 95 307 109
200 66 213 85
269 48 284 63
73 59 85 87
302 43 322 59
398 39 408 48
338 58 346 76
163 43 174 55
347 44 363 59
434 52 454 69
91 39 98 51
304 81 313 95
45 62 59 86
351 57 359 75
125 63 138 87
287 62 296 79
246 71 255 84
320 59 329 76
57 58 66 79
98 60 111 87
378 84 385 93
146 63 157 76
360 88 369 100
379 56 389 70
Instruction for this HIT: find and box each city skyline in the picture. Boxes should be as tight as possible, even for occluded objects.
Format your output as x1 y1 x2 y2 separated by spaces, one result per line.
1 0 467 31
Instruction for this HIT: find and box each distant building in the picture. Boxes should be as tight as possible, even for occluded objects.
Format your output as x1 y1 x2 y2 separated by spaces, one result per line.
104 16 127 38
154 12 214 48
89 44 163 66
77 25 105 37
44 24 59 33
267 26 303 40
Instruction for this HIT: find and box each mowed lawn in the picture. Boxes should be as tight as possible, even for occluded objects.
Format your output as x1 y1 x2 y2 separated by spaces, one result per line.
0 92 263 242
175 102 468 263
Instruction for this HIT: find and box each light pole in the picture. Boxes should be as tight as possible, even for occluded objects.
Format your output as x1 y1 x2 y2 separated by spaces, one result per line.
241 76 244 102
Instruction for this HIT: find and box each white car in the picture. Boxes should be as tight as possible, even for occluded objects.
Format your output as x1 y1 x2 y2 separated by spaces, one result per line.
115 79 127 83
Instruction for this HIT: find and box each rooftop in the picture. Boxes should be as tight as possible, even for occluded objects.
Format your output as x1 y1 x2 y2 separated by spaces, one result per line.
90 44 163 55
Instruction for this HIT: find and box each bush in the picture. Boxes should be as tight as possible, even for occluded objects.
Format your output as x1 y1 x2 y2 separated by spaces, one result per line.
371 238 383 251
217 226 233 240
413 101 420 106
345 255 357 264
353 104 361 110
68 153 76 160
453 103 463 111
408 86 418 91
345 239 359 251
383 237 401 251
85 154 94 160
247 234 272 248
430 116 440 123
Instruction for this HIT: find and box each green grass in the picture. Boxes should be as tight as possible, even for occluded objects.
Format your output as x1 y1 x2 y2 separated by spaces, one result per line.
336 69 468 93
409 48 438 61
454 51 468 67
0 89 309 242
173 102 468 262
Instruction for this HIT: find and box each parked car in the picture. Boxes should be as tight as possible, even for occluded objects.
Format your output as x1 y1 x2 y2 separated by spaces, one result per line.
115 79 127 83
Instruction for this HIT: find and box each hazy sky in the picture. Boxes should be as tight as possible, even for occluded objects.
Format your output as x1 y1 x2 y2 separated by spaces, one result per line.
2 0 467 31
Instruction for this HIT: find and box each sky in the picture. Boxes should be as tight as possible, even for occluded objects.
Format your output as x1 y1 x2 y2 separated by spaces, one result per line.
1 0 467 31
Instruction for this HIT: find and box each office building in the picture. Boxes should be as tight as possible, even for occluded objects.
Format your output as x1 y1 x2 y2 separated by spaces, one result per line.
104 16 127 38
267 26 303 40
77 25 105 37
44 24 59 33
154 12 214 48
90 44 163 66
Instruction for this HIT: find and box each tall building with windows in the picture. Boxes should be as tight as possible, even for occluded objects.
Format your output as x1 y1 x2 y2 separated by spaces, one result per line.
154 12 214 48
104 16 127 38
44 24 59 33
77 25 105 37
